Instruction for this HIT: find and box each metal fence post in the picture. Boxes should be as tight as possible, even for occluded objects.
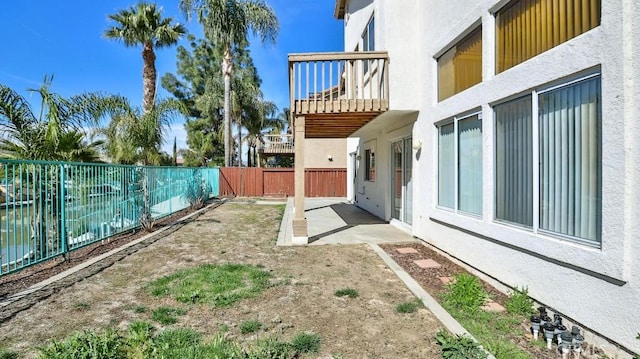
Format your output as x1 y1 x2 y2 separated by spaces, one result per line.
60 164 67 258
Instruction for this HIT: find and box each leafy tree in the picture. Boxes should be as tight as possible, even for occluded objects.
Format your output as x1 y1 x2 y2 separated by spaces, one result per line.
180 0 279 166
162 35 224 166
104 2 186 113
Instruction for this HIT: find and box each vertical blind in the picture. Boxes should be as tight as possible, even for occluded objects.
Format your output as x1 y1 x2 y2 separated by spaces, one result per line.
404 137 413 225
495 96 533 226
438 123 455 208
539 76 601 242
458 115 483 215
496 0 601 73
438 27 483 101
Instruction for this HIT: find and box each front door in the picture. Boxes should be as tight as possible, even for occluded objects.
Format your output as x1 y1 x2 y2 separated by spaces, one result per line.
391 137 413 225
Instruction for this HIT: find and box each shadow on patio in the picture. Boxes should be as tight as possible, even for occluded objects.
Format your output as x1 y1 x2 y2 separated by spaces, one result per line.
278 198 417 246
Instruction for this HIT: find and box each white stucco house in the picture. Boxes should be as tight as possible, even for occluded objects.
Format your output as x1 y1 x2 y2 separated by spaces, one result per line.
288 0 639 356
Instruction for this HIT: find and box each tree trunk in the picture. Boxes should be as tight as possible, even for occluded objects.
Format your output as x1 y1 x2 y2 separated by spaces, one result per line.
237 117 242 168
142 41 156 114
222 48 233 167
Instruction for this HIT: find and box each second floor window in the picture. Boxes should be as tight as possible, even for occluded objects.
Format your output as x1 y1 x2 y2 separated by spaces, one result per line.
437 27 483 101
496 0 601 73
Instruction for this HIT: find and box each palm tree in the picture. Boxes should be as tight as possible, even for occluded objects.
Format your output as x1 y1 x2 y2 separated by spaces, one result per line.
103 98 187 165
104 2 187 113
180 0 279 166
0 76 125 160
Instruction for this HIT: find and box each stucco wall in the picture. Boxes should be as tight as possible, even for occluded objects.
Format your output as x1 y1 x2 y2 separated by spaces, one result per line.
343 0 640 355
304 138 347 168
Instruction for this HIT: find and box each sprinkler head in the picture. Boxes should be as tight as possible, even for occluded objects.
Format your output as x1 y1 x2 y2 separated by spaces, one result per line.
543 322 555 349
530 315 541 340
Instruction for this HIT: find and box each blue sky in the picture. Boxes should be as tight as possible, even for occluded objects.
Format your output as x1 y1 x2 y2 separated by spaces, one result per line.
0 0 344 153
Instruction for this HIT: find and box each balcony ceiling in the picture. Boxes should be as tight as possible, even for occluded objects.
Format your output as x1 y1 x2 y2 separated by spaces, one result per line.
305 111 383 138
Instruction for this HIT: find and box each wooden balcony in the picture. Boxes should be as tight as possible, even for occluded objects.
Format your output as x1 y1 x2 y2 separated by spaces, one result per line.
289 51 389 138
258 134 294 155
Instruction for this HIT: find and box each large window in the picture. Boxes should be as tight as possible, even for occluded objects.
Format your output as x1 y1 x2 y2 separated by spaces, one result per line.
494 75 601 243
539 76 601 241
437 27 483 101
438 113 483 215
496 0 601 73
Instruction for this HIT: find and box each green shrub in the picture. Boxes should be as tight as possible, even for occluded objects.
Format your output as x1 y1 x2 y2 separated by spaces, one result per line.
396 299 423 313
291 332 321 353
334 288 359 298
240 320 262 334
38 329 125 359
435 329 487 359
505 287 534 315
442 273 487 312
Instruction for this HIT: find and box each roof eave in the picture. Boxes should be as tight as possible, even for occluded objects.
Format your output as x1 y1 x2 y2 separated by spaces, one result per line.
334 0 346 19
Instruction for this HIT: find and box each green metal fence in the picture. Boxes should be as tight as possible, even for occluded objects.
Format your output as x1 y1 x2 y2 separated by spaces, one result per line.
0 159 219 277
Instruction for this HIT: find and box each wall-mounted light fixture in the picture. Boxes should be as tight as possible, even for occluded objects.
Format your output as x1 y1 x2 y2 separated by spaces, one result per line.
412 139 422 150
327 154 333 161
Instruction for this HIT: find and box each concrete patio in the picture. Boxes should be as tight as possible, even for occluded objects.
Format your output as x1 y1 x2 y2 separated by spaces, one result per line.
277 197 418 246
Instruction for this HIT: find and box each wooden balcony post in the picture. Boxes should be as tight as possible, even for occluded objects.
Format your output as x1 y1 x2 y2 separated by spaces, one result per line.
292 115 308 244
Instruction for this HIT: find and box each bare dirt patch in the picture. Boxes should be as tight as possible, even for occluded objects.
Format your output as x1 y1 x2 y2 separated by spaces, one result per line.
0 203 443 358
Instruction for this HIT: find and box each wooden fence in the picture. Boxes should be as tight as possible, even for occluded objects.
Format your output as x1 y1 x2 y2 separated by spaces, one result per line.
218 167 346 197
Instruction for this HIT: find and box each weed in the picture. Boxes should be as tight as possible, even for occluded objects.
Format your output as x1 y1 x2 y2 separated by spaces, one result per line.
249 337 292 358
126 321 155 358
72 302 90 311
291 332 321 353
240 320 262 334
505 287 534 315
435 329 487 359
0 347 18 359
334 288 359 298
146 263 273 307
151 306 186 325
396 299 423 313
442 273 487 312
133 305 147 313
485 339 532 359
38 329 125 359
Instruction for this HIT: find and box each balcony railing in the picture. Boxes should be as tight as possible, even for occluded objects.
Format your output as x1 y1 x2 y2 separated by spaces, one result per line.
289 51 389 115
258 134 294 154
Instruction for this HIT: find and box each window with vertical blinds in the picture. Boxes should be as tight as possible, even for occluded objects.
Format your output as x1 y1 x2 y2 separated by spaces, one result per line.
495 97 533 226
496 0 601 73
438 114 483 215
437 27 483 101
539 76 601 242
438 123 455 209
493 75 601 243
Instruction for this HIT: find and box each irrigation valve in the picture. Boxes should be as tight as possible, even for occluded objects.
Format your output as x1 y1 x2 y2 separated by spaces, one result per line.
530 314 541 340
